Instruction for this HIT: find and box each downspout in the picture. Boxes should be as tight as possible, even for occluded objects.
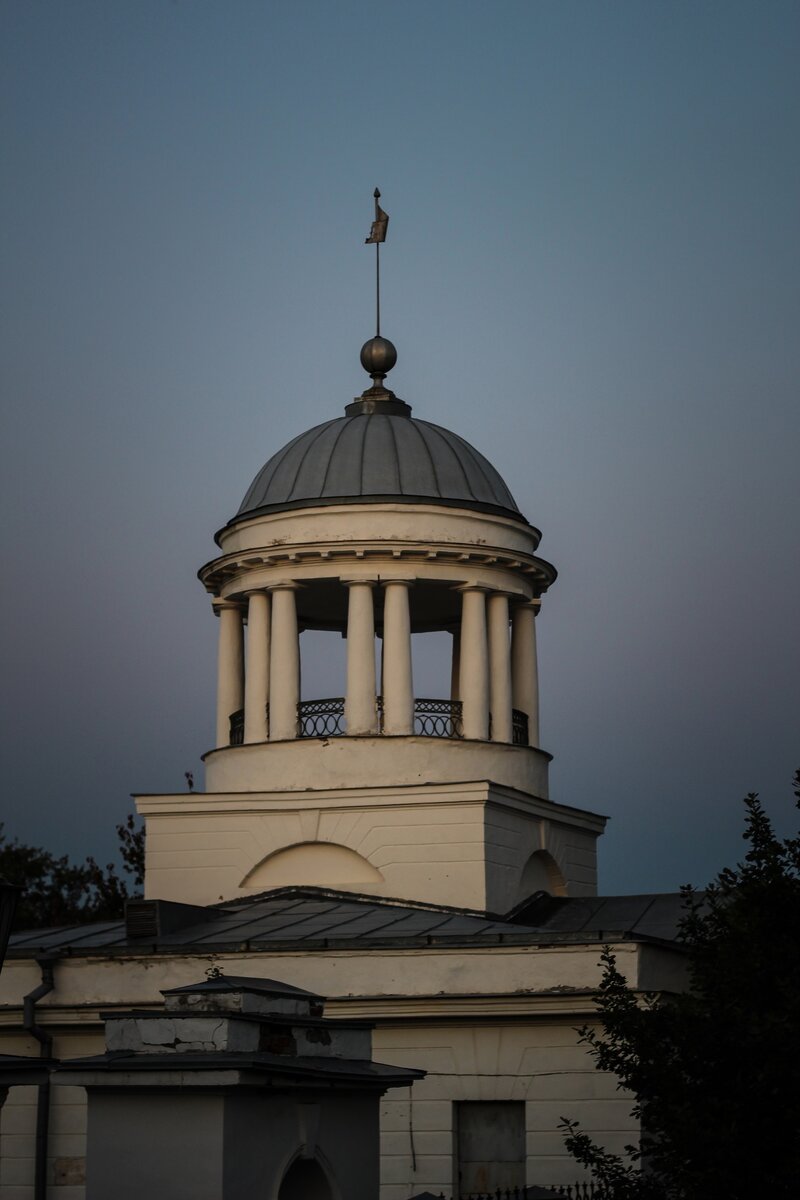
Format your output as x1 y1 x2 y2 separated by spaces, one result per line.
23 956 56 1200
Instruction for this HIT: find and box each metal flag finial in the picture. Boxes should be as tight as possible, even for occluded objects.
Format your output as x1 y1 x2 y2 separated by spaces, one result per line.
365 188 389 336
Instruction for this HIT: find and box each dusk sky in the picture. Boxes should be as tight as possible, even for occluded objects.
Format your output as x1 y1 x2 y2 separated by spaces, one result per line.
1 0 798 896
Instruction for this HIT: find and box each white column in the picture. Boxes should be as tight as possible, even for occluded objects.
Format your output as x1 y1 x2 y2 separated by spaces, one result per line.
382 580 414 735
243 590 270 744
511 600 540 747
215 602 244 748
450 629 461 701
487 592 513 743
344 580 378 735
269 584 300 741
459 587 489 740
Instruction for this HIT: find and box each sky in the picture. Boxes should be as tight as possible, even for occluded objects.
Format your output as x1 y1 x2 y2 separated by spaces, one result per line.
1 0 798 896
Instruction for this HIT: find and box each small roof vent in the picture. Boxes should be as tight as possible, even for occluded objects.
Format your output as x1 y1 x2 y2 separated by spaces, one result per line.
125 899 218 943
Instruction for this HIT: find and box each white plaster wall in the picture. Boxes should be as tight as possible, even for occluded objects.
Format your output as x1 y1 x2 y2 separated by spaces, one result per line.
0 944 638 1014
202 737 551 797
483 802 600 912
0 1032 96 1200
141 788 490 908
375 1023 636 1199
0 1058 36 1200
1 1022 638 1200
213 503 541 561
1 1021 636 1200
0 943 646 1200
139 782 602 909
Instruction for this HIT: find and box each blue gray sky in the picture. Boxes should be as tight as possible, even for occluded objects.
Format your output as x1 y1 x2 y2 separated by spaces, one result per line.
1 0 798 895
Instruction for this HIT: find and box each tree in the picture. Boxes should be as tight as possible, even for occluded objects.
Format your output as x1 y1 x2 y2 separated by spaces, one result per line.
561 771 800 1200
0 815 145 929
115 812 145 889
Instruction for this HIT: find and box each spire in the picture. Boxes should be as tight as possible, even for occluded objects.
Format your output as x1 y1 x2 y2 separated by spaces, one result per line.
345 190 410 416
365 187 389 336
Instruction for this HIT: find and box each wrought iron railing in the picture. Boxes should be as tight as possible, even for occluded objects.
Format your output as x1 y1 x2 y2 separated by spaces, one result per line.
298 697 346 738
412 1184 605 1200
229 709 244 745
413 697 463 738
511 708 529 746
296 697 464 739
229 706 271 745
487 709 530 746
229 699 527 745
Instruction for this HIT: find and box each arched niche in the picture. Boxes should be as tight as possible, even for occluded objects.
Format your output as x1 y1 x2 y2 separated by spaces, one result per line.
278 1157 334 1200
515 849 567 903
241 842 384 891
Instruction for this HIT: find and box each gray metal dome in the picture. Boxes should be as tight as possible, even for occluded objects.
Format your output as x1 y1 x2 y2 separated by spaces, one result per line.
234 413 523 524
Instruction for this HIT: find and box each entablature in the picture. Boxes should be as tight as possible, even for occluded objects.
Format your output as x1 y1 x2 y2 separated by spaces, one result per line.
199 539 555 600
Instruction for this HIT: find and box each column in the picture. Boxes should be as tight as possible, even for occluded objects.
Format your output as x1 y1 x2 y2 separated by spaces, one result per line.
382 580 414 734
511 600 540 747
243 590 270 744
487 592 513 743
459 587 489 740
215 601 244 748
450 629 461 701
344 580 378 735
269 584 300 741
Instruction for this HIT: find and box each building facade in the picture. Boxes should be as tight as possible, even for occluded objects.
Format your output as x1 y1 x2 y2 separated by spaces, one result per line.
0 333 686 1199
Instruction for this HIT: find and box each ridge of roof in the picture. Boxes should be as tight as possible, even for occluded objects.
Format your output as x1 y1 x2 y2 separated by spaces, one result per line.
215 884 503 919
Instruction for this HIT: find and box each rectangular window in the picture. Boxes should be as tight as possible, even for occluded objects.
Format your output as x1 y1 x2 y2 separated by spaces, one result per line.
455 1100 526 1195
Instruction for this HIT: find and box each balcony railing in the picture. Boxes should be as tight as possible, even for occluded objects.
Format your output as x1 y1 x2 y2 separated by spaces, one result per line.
413 697 463 738
229 699 529 745
230 710 244 745
299 697 346 738
511 708 529 746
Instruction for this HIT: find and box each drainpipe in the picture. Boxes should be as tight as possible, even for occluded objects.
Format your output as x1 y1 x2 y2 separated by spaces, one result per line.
22 957 56 1200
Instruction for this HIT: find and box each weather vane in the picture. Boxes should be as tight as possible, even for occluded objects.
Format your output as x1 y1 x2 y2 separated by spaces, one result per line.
365 187 389 336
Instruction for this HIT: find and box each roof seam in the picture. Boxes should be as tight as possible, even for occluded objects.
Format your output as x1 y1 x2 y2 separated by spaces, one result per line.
358 413 370 487
286 421 341 501
408 419 443 497
420 422 477 500
318 418 355 496
384 414 403 494
442 427 517 508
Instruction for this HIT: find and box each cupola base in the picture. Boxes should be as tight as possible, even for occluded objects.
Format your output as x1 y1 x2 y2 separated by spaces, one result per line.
137 780 606 913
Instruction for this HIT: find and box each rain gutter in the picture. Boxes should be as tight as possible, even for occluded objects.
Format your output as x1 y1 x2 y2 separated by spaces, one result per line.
22 956 56 1200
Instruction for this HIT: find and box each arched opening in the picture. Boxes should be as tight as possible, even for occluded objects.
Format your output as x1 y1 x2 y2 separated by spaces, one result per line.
515 849 567 902
241 841 384 890
278 1157 333 1200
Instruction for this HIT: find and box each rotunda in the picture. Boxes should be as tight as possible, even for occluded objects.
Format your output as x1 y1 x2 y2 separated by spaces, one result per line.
139 336 605 911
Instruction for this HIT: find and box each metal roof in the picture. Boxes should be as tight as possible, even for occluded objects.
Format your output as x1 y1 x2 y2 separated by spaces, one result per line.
8 888 688 956
511 891 690 942
162 975 320 999
54 1049 424 1088
233 414 523 524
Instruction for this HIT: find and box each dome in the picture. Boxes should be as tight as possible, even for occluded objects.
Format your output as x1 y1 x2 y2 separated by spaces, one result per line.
233 412 523 525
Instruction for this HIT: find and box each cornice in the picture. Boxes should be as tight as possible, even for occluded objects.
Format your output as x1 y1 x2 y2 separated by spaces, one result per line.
0 991 611 1033
198 539 556 596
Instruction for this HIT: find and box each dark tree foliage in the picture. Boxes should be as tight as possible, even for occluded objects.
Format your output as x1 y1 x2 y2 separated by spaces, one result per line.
115 812 145 888
0 815 145 929
560 772 800 1200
